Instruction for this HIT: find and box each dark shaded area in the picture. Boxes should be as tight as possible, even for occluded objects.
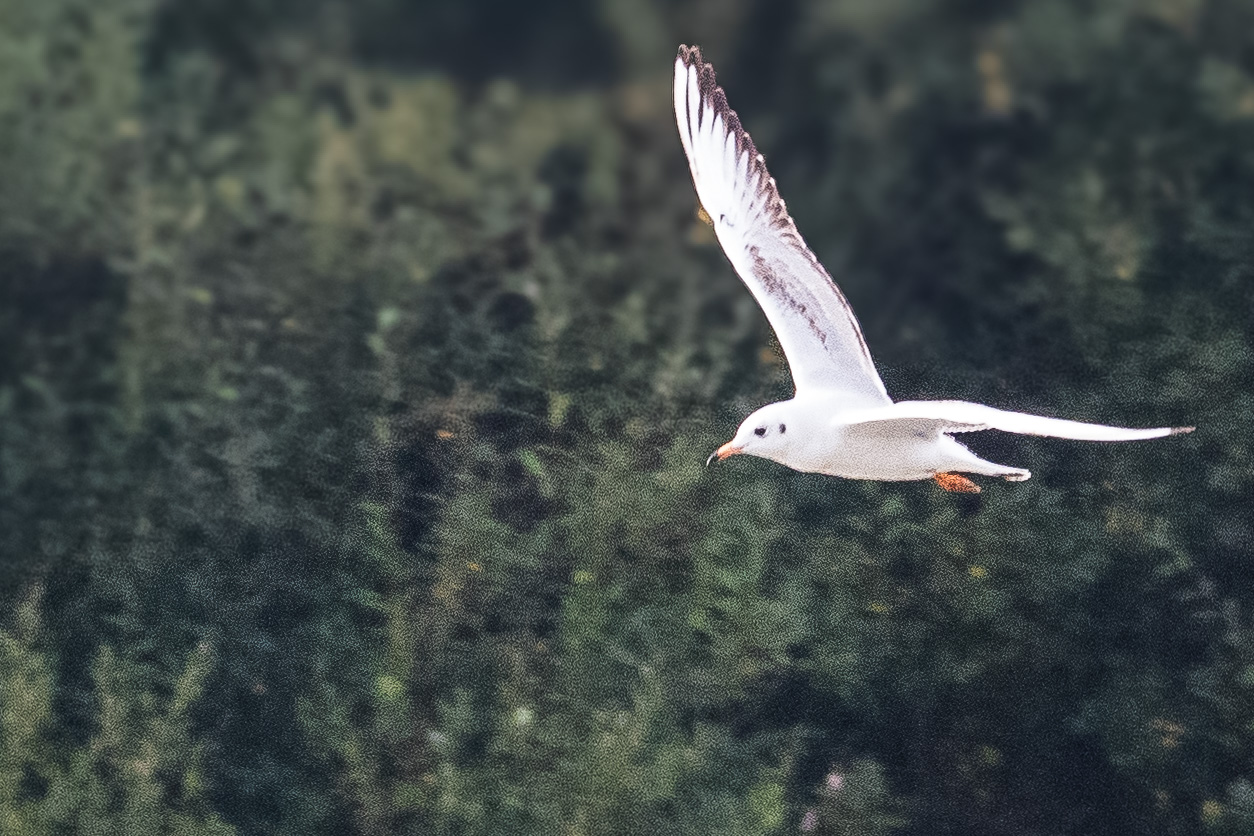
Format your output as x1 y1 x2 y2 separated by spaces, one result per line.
350 0 619 88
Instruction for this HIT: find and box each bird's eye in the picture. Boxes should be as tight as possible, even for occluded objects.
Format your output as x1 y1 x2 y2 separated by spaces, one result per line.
779 424 786 434
754 426 766 437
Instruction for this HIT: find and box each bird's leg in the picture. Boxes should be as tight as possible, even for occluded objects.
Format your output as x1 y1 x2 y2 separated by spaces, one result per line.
933 472 981 493
696 202 713 226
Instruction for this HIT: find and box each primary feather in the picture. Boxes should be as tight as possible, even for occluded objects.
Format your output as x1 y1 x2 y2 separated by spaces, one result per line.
845 401 1194 441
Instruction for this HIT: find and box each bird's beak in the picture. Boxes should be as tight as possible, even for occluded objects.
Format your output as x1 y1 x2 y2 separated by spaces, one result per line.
706 441 743 466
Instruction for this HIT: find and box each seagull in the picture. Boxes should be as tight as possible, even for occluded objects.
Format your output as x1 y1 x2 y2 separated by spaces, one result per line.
674 45 1192 492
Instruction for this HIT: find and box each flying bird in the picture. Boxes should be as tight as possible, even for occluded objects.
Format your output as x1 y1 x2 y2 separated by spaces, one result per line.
673 45 1192 492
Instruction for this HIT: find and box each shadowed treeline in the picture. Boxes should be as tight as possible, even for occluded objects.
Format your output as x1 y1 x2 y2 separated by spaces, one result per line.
1 1 1252 834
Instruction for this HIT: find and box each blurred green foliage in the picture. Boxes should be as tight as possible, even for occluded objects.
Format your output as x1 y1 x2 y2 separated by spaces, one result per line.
1 0 1253 833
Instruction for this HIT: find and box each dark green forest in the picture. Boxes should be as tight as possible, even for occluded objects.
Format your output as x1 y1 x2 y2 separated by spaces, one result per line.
2 0 1253 833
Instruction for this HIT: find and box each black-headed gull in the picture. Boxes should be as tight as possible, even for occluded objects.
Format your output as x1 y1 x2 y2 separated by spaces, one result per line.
674 45 1192 492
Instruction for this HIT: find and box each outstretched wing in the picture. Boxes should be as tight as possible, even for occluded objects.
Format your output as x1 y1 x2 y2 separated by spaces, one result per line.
846 400 1194 441
674 45 890 406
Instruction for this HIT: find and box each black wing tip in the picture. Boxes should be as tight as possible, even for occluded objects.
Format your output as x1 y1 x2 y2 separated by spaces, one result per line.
675 45 728 121
674 43 774 205
678 45 726 119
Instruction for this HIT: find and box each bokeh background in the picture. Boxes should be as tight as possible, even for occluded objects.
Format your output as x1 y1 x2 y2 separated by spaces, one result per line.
2 0 1252 833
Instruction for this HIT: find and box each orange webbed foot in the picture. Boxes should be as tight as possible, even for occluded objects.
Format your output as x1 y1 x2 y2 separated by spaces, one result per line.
933 472 982 493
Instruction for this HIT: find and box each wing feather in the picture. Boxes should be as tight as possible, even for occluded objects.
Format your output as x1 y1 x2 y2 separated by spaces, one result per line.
847 400 1195 441
674 45 890 405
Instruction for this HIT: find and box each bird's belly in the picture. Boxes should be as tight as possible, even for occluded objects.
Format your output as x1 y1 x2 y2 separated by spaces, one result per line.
786 426 944 482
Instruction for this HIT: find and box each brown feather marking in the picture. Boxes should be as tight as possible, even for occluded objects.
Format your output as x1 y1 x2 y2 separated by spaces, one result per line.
749 246 831 347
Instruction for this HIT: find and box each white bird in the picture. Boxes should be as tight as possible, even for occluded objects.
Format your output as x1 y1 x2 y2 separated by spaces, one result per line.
674 45 1192 492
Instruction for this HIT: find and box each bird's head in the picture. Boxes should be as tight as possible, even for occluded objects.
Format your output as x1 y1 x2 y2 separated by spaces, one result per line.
707 402 796 466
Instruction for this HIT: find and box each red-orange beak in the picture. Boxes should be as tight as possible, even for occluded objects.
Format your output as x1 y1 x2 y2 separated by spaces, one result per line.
706 441 743 466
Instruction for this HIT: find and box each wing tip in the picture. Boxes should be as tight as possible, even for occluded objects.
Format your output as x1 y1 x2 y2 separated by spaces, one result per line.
1170 425 1195 436
677 44 703 67
673 44 743 140
672 43 787 225
676 46 719 105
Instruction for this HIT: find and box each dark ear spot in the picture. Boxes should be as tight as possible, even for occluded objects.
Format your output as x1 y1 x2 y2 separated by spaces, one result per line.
754 426 766 437
779 424 786 434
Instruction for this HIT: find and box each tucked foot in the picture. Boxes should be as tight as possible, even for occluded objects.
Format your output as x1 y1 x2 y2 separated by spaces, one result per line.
933 472 982 493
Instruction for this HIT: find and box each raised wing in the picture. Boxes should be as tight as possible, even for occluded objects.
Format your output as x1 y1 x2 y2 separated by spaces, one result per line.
846 400 1194 441
674 45 890 406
